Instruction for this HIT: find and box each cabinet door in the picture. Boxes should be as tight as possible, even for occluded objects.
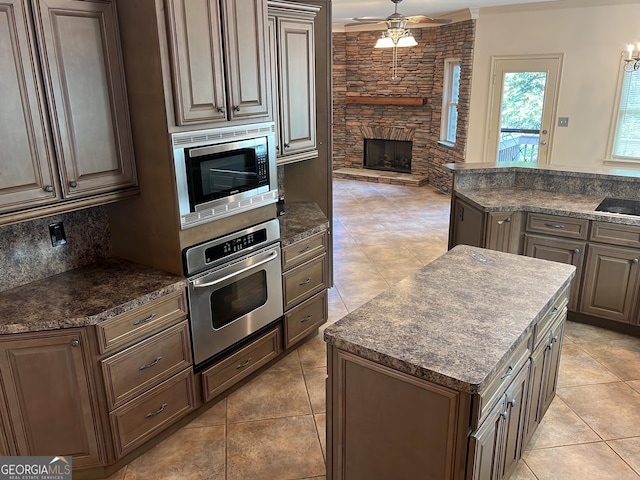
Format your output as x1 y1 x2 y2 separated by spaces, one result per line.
31 0 136 198
277 17 316 155
221 0 270 120
470 396 505 480
0 329 103 467
524 343 546 445
449 197 485 249
485 212 521 254
501 362 530 479
165 0 227 125
580 244 640 324
524 234 585 311
0 0 59 212
541 321 564 416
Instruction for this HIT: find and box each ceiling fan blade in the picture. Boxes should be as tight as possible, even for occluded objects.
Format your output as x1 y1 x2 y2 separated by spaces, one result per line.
404 15 453 24
352 17 388 23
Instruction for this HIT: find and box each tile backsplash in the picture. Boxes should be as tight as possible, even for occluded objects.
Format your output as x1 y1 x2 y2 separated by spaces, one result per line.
0 207 112 292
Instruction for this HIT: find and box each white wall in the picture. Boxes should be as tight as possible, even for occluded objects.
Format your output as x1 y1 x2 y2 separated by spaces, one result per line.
466 0 640 167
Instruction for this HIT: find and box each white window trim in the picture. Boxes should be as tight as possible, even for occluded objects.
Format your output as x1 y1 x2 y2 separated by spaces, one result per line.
605 55 640 165
441 58 461 145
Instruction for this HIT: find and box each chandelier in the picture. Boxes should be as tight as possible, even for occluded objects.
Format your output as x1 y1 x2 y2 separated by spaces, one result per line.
625 43 640 72
374 19 417 79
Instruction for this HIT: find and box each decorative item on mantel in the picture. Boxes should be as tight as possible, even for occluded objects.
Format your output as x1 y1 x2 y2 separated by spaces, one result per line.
625 42 640 72
348 0 451 79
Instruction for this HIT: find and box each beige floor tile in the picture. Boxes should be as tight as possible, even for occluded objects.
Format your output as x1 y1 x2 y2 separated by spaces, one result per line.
579 339 640 381
303 366 327 414
298 333 327 369
557 342 620 387
557 382 640 440
124 425 225 480
315 413 326 460
510 460 537 480
185 397 226 429
226 415 325 480
564 321 633 344
523 442 640 480
629 380 640 394
526 396 599 449
608 437 640 475
227 367 311 423
268 349 302 372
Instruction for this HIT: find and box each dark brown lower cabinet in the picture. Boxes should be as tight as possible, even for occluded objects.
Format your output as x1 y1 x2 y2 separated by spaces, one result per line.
0 329 104 467
580 244 640 324
470 362 530 480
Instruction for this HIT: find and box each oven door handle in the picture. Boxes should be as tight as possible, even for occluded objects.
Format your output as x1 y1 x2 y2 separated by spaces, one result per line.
192 251 278 289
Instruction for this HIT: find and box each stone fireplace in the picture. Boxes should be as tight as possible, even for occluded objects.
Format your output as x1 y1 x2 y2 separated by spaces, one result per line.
364 139 412 173
331 20 475 192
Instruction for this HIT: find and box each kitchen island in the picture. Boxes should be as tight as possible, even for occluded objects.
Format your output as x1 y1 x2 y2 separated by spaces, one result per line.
324 245 575 480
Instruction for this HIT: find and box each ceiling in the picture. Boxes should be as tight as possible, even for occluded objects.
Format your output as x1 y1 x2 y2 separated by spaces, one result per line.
331 0 558 27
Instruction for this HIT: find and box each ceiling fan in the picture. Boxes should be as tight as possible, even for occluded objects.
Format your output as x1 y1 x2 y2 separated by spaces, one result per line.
348 0 453 29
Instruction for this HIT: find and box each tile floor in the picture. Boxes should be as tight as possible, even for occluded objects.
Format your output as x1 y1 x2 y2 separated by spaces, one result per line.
108 178 640 479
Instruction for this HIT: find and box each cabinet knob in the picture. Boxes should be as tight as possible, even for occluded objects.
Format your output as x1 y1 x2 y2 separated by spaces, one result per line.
509 399 517 407
44 185 54 193
275 145 280 151
233 105 240 112
284 143 290 149
501 411 509 420
574 248 580 254
71 340 79 347
634 258 639 264
500 364 514 380
69 181 78 188
505 217 511 223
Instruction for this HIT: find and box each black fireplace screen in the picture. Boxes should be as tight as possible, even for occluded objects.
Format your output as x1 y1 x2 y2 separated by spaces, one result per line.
363 138 412 174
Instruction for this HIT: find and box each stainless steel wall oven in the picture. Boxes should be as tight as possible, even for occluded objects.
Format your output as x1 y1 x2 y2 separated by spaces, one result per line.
184 219 283 369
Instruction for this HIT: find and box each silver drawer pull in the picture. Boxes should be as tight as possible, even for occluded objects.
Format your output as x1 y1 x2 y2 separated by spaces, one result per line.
298 245 311 254
145 403 168 418
301 315 313 323
133 312 157 326
500 364 514 380
509 399 517 407
299 277 312 286
139 356 162 371
548 306 559 316
236 358 253 369
544 223 565 229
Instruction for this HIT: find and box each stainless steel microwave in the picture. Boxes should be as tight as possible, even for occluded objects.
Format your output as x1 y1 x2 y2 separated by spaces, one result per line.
172 123 278 229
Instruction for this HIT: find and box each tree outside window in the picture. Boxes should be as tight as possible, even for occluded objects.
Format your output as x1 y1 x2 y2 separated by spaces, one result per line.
441 59 461 144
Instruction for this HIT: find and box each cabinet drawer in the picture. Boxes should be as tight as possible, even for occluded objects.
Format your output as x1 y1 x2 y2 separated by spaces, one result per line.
284 290 327 349
477 335 531 425
590 221 640 248
101 321 192 410
96 289 188 354
110 368 196 458
282 230 328 271
202 325 282 402
283 254 327 310
526 213 589 240
533 292 568 350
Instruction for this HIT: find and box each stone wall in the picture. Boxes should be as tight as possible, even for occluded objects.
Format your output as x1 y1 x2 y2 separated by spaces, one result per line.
332 20 475 192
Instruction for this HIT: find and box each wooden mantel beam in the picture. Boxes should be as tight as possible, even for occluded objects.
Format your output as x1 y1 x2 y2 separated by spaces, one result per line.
345 96 428 106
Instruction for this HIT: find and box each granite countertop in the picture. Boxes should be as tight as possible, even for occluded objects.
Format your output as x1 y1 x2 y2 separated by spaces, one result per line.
324 245 575 394
456 188 640 227
0 258 186 334
279 201 329 246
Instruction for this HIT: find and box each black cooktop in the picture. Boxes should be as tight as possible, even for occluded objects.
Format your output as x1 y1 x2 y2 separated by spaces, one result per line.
595 197 640 216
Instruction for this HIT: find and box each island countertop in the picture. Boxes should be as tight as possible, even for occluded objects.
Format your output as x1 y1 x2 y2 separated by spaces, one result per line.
323 245 575 394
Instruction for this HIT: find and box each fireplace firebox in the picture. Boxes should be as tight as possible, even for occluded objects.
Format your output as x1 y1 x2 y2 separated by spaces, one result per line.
363 138 412 174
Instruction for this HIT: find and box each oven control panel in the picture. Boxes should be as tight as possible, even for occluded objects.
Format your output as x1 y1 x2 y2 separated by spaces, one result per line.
206 229 268 263
183 218 281 276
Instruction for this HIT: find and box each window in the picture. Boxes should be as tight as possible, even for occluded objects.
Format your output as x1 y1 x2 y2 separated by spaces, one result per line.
611 70 640 160
441 59 461 144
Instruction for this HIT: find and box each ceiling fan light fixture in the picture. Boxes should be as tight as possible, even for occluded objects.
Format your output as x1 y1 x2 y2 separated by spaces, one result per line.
375 35 395 48
397 33 417 48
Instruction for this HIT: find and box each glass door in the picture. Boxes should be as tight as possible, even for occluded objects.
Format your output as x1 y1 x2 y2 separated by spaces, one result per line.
486 55 563 164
